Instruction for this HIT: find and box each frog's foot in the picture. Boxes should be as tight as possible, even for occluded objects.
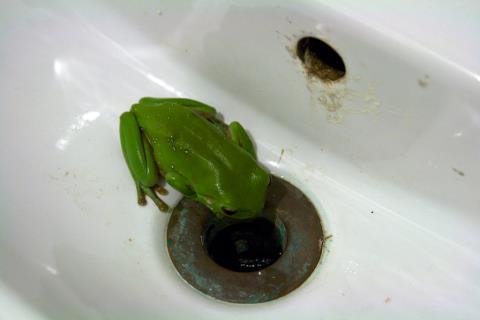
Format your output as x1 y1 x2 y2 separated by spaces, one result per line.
136 183 147 206
140 185 169 212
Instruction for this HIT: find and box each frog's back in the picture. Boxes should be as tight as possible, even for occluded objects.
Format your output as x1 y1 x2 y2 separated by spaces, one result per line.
132 103 264 201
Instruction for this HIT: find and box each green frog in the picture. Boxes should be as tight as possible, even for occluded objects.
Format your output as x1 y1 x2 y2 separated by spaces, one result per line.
119 98 270 219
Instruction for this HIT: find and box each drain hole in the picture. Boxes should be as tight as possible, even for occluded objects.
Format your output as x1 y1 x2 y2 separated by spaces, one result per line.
296 37 346 82
167 175 324 303
204 217 286 272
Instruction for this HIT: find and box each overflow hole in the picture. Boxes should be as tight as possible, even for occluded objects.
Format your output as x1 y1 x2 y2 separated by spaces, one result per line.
204 217 286 272
296 37 346 82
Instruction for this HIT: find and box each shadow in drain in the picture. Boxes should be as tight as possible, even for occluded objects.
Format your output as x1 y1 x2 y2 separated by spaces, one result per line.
166 175 324 304
204 217 286 272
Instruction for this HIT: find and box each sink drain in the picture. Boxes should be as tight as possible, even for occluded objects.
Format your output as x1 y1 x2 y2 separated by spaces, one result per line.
166 175 324 303
296 36 346 82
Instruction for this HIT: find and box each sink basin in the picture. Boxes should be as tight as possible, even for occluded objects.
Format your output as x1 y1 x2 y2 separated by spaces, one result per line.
1 0 480 319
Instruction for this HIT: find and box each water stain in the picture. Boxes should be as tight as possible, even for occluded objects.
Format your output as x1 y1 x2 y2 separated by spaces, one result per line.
308 80 381 123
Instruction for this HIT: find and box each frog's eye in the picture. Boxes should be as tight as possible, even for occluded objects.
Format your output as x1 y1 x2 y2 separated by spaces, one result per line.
222 208 237 216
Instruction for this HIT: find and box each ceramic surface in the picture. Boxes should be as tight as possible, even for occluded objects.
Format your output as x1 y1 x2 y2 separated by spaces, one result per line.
1 0 480 319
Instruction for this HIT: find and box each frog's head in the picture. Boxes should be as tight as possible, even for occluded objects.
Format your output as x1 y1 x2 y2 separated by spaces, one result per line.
202 168 270 220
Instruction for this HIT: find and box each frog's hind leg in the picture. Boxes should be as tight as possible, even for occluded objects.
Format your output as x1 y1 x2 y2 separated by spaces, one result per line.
228 121 256 159
120 111 169 212
138 135 170 211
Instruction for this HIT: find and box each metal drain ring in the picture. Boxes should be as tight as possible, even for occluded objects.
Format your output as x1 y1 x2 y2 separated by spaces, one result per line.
166 175 324 304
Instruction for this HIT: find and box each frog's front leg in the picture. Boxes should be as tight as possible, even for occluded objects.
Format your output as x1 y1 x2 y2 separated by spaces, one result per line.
228 121 256 159
119 111 169 212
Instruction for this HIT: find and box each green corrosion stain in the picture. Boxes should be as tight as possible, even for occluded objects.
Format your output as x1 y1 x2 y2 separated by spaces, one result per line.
302 262 311 275
176 208 190 236
180 207 189 216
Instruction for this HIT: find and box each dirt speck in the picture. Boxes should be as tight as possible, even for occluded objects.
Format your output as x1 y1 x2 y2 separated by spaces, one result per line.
418 79 428 88
128 238 133 243
384 297 391 303
370 211 374 214
418 75 429 88
452 168 465 176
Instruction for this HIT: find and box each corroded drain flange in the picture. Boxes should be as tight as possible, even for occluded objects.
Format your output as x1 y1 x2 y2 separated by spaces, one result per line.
166 175 324 303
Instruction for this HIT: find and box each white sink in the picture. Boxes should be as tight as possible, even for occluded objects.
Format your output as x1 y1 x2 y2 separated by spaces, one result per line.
1 0 480 319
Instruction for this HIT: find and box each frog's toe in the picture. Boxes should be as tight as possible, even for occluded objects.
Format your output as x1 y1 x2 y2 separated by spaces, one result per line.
154 185 169 196
137 197 147 206
136 183 147 206
142 185 170 212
